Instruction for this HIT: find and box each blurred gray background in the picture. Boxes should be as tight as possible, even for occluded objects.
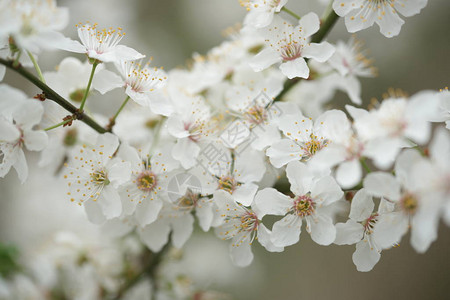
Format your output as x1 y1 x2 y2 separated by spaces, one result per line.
1 0 450 299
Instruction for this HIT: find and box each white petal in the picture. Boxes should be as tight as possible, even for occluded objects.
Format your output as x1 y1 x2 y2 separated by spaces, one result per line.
352 239 381 272
334 220 364 245
372 212 409 249
271 214 302 247
108 161 131 186
286 161 313 195
254 188 292 218
113 45 145 62
171 213 194 248
279 58 309 79
23 130 48 151
0 119 20 142
135 199 163 227
230 237 254 267
311 175 343 206
99 186 122 219
84 200 107 225
249 48 281 72
363 172 401 201
307 214 336 245
302 42 335 63
336 159 362 189
171 138 200 169
257 223 284 252
92 69 123 94
195 200 214 231
139 220 171 252
376 5 405 38
298 12 320 38
266 139 302 168
233 183 258 206
349 189 374 222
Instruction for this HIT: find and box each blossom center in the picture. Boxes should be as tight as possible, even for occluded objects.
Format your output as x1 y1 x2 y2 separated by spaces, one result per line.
136 171 157 192
280 42 302 61
176 189 199 210
400 193 418 215
90 169 109 186
362 213 378 234
218 176 238 194
302 134 328 160
244 105 268 125
239 212 259 232
293 194 315 217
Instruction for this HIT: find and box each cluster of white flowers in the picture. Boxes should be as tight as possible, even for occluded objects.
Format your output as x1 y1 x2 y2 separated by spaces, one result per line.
1 0 449 298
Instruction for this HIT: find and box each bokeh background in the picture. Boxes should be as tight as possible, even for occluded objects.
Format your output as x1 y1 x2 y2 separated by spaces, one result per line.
1 0 450 299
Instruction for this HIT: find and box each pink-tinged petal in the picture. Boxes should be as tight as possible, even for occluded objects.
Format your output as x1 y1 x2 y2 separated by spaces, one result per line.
171 213 194 249
135 199 163 227
249 48 282 72
266 139 302 168
271 214 302 247
0 118 20 142
286 161 313 195
171 138 201 169
336 159 362 189
376 5 405 38
257 223 284 252
139 220 171 252
113 45 145 62
349 189 374 222
298 12 320 38
306 214 336 245
233 183 258 206
230 236 253 267
99 185 122 219
84 200 107 225
335 220 364 245
352 239 381 272
373 212 409 249
279 58 309 79
92 69 123 94
302 42 335 63
364 172 401 201
23 130 48 151
254 188 293 218
311 175 343 206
